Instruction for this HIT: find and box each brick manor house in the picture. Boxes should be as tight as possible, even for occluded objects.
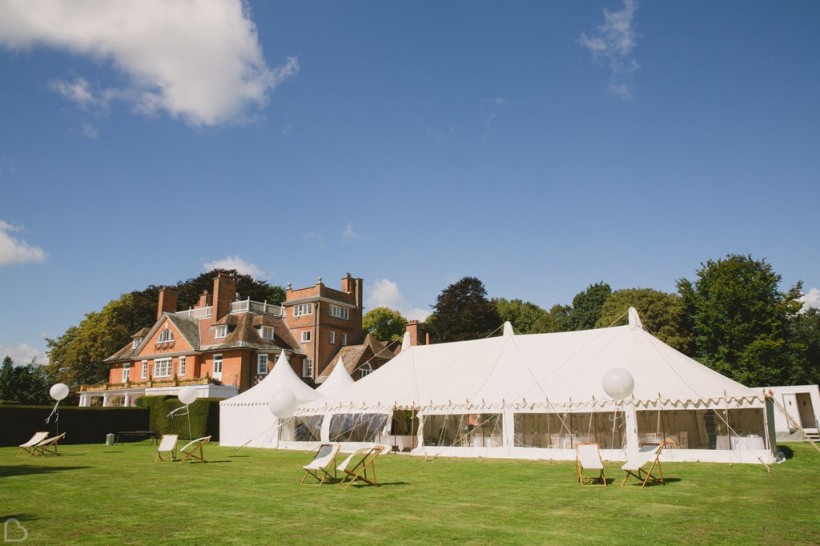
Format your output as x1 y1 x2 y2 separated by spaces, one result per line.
79 272 404 407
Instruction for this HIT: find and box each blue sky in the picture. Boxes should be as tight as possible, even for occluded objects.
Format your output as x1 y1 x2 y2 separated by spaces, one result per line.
1 0 818 365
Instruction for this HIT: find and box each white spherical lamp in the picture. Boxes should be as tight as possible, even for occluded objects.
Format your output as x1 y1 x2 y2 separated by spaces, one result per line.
268 391 297 419
178 386 198 405
602 368 634 400
49 383 70 401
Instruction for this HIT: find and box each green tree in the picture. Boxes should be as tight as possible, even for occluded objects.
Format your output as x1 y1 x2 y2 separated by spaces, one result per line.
175 269 285 309
677 254 803 386
494 298 556 334
549 304 573 332
788 308 820 385
595 288 690 352
363 307 408 342
0 355 51 404
426 277 502 343
562 282 611 331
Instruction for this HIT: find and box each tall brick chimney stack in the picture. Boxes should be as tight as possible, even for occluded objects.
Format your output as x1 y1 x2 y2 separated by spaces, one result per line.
405 320 420 347
157 287 178 319
213 272 237 320
341 272 363 310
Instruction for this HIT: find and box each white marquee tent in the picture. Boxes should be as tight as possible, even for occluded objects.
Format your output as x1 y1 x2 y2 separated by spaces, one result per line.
294 309 778 464
219 352 318 448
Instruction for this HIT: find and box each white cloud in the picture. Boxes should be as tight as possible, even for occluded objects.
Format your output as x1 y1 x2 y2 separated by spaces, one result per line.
0 220 47 266
80 119 98 139
202 255 266 279
579 0 640 99
366 279 430 322
799 287 820 312
0 342 45 365
341 223 359 241
0 0 298 126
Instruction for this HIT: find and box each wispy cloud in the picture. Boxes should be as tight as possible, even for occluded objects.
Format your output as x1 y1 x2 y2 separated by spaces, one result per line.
578 0 640 99
366 279 430 321
799 287 820 312
0 0 298 126
0 220 46 266
341 222 370 243
0 342 45 365
203 255 266 279
481 96 506 141
303 231 326 251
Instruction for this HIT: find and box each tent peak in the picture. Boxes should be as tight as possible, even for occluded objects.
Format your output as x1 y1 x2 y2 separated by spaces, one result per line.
503 321 514 337
628 307 642 329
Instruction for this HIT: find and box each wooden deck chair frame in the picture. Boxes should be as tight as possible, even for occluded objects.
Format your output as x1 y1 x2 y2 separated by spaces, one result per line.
17 431 49 457
576 443 606 486
301 443 340 485
621 442 665 488
155 434 179 462
337 445 385 489
32 433 66 456
179 436 211 463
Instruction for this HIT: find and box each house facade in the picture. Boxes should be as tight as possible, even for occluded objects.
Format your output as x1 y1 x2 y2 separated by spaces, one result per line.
79 272 372 407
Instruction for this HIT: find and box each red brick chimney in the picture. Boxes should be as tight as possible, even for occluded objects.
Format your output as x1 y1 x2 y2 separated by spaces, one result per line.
341 272 363 309
157 287 178 319
406 320 420 346
213 272 237 320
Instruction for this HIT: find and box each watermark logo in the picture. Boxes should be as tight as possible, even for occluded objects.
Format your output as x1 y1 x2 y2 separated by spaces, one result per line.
3 519 28 543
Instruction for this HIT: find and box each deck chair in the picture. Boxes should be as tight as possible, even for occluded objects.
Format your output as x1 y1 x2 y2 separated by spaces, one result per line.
32 433 66 456
621 442 665 488
337 444 385 488
576 443 606 486
301 443 340 485
17 431 49 457
178 436 211 463
155 434 179 462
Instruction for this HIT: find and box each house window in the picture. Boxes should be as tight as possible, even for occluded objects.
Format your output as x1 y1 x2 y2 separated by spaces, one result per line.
329 305 350 320
132 337 142 349
302 359 313 378
214 325 228 339
293 303 312 317
141 360 148 379
154 358 172 378
329 331 336 344
342 333 348 346
157 328 174 343
257 354 269 375
260 326 274 340
359 362 373 377
178 356 186 377
301 331 311 343
122 364 131 383
213 354 223 380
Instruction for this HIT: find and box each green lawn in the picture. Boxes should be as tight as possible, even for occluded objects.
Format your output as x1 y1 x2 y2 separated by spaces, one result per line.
2 442 818 545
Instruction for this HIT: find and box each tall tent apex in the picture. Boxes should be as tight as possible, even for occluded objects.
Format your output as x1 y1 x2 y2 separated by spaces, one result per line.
628 307 642 329
401 331 411 352
503 321 514 337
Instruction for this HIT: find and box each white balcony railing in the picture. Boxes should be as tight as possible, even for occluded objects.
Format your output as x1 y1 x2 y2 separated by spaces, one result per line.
174 306 213 319
231 298 284 317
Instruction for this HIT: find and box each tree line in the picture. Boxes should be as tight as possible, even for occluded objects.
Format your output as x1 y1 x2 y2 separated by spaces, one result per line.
2 255 817 404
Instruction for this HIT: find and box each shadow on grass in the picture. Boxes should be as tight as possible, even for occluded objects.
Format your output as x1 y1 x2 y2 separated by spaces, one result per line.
342 481 410 488
0 465 90 478
778 446 794 460
620 477 682 487
0 514 38 523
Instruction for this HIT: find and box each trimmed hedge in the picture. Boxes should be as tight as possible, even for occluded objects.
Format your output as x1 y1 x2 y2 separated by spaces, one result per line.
136 396 220 441
0 405 149 446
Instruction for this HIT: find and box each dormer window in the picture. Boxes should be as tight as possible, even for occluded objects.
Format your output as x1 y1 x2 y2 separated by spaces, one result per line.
132 337 142 349
215 325 228 339
259 325 275 340
157 328 174 343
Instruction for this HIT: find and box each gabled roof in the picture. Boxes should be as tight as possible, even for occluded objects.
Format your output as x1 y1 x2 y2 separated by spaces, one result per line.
318 334 395 379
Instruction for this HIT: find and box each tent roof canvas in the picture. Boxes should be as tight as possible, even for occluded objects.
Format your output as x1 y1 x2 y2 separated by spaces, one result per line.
221 352 317 408
296 308 763 415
